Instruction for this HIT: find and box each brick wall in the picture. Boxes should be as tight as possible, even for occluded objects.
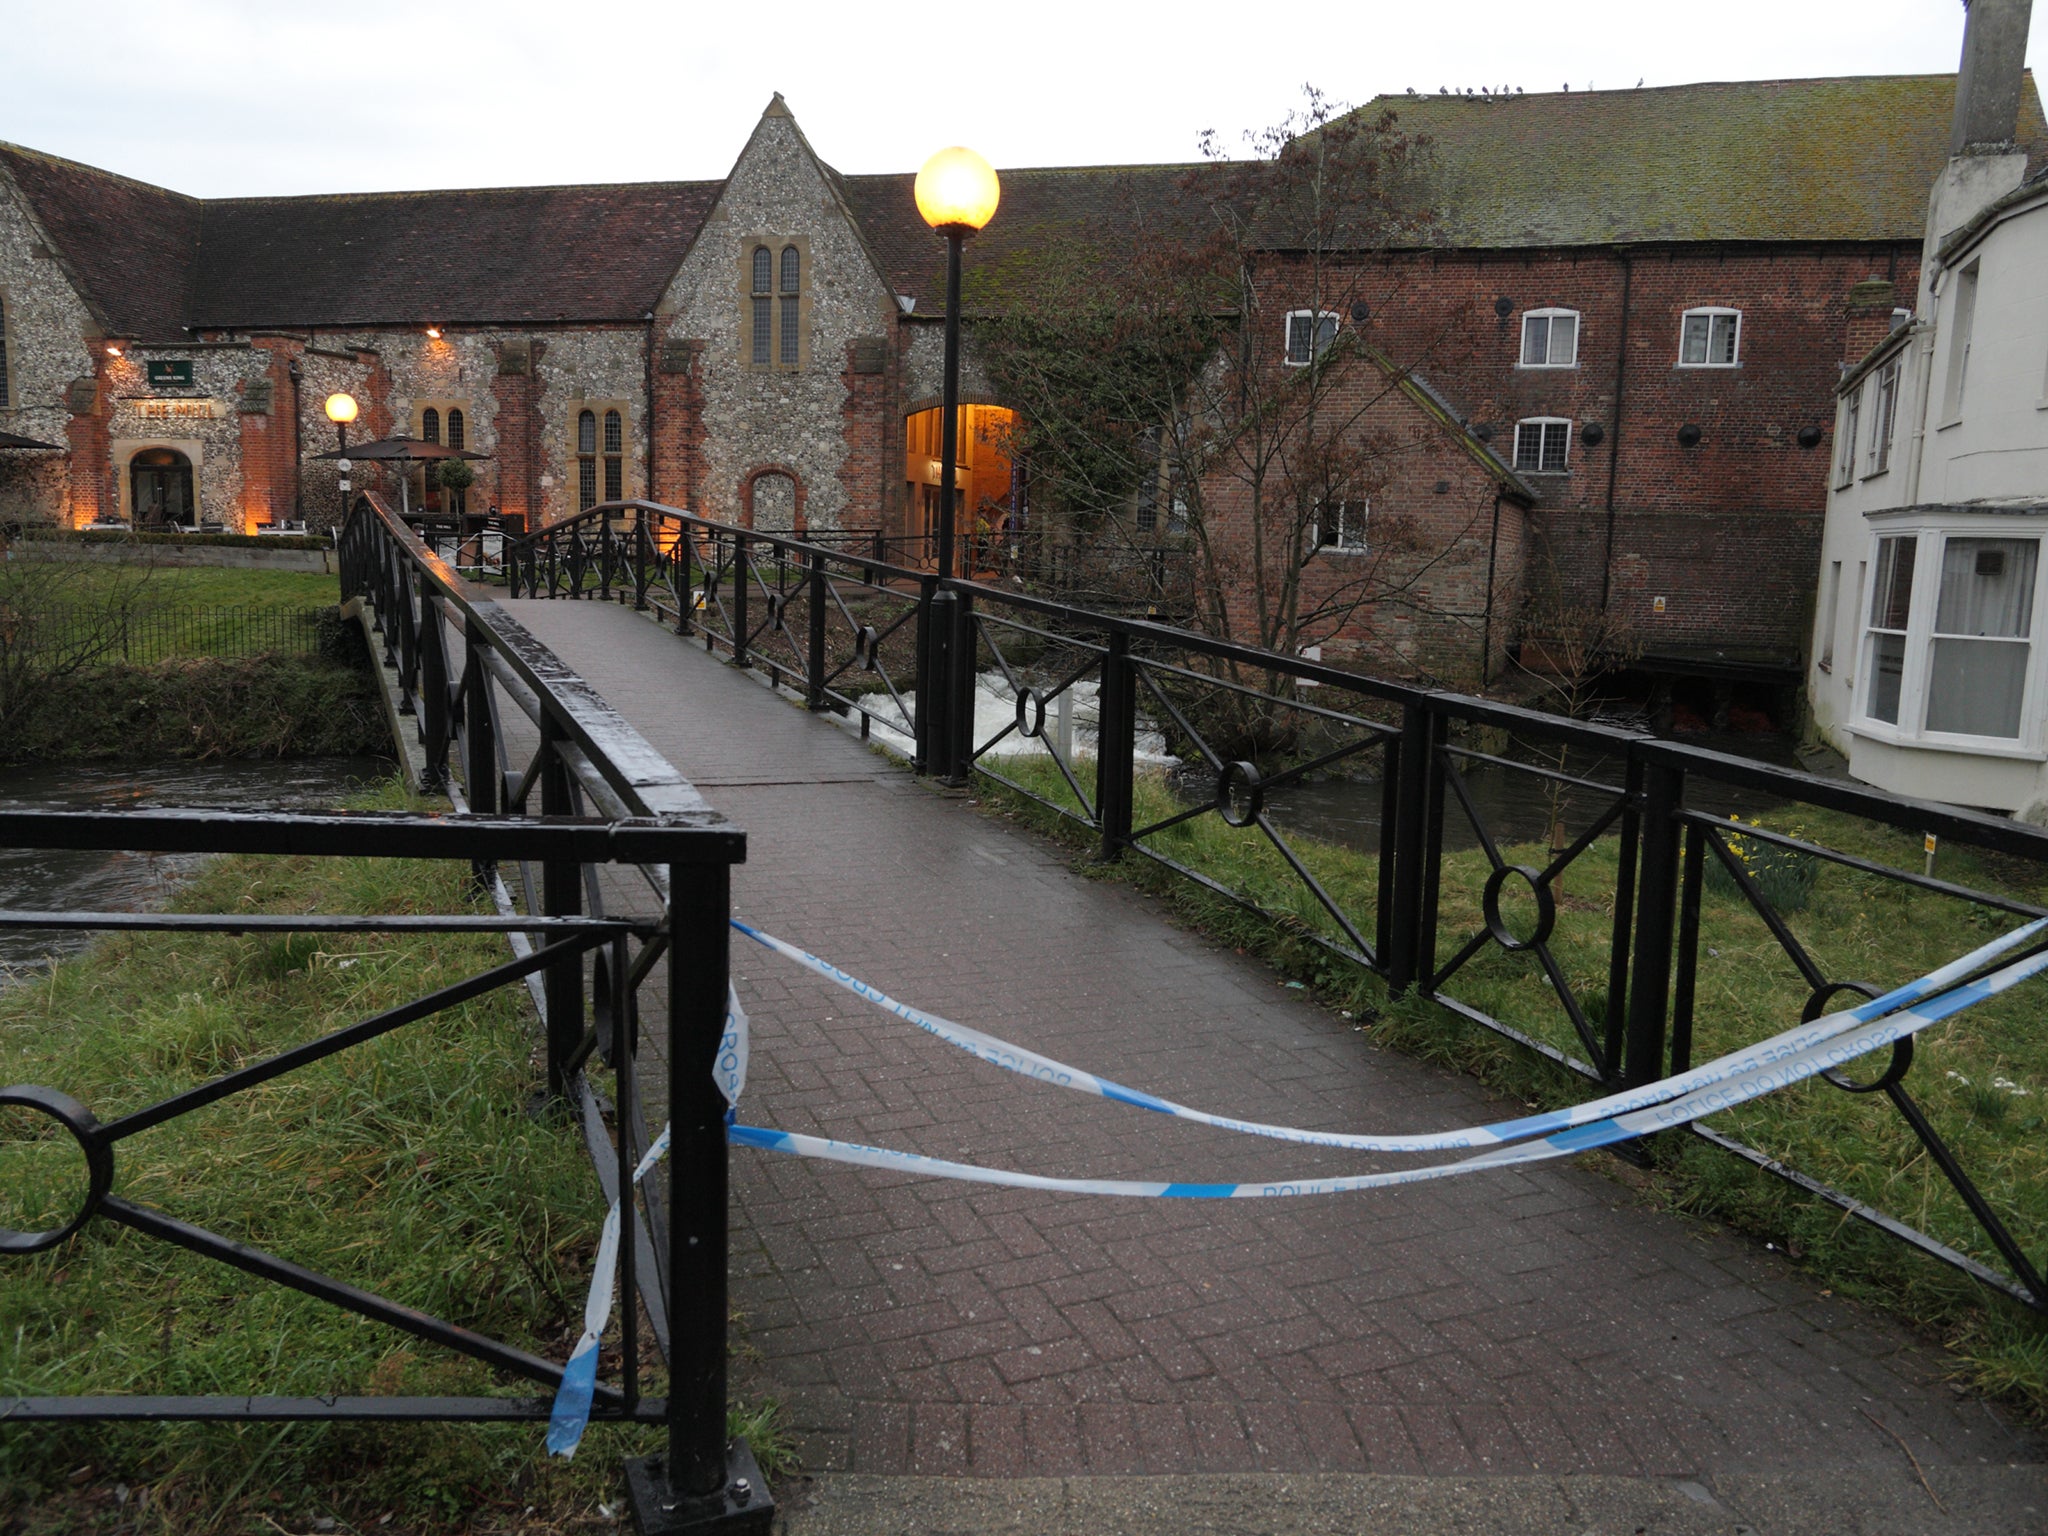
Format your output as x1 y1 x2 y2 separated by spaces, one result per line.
1328 241 1921 662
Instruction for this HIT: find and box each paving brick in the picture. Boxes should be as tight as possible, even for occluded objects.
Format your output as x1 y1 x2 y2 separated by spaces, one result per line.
504 599 2048 1486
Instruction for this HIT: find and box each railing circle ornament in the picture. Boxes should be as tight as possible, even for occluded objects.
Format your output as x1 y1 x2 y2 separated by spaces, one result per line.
855 626 882 672
765 593 785 631
0 1084 112 1256
1799 981 1913 1093
1481 864 1556 952
1016 689 1048 740
1215 761 1265 828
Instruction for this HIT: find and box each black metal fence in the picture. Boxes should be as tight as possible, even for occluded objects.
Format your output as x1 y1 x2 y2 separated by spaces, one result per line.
512 499 2048 1320
0 493 769 1534
1 605 328 664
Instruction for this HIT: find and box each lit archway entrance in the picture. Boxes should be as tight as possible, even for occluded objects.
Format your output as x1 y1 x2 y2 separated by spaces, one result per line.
130 448 196 528
903 404 1017 571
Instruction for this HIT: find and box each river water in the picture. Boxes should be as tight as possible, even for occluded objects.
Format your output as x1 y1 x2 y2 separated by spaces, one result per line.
0 757 393 971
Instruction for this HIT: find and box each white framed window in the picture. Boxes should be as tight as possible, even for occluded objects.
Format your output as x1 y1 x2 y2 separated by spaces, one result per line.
1867 357 1899 476
1284 310 1338 366
1513 417 1571 475
1678 307 1741 367
1940 261 1979 422
1819 560 1842 672
1858 528 2042 743
1310 499 1368 553
1519 308 1579 368
1836 384 1861 489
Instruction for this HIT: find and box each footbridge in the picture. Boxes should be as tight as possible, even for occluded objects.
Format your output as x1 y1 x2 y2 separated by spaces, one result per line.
11 490 2045 1534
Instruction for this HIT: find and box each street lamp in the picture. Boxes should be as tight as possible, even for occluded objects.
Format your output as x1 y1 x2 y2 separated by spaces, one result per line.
914 145 1000 582
915 147 998 784
324 392 358 521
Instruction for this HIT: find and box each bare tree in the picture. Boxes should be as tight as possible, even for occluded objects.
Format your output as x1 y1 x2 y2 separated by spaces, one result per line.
0 531 161 734
975 89 1490 746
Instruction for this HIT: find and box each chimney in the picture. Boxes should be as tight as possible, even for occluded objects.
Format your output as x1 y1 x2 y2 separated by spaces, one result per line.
1842 275 1899 367
1951 0 2034 154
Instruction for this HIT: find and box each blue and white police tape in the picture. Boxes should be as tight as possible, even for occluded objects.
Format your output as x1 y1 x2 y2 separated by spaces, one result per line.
547 985 745 1456
546 1122 671 1458
732 915 2046 1155
728 936 2048 1197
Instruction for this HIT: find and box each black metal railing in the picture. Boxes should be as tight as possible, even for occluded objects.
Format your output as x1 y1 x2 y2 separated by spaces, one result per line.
0 604 328 663
0 492 768 1534
510 499 2048 1320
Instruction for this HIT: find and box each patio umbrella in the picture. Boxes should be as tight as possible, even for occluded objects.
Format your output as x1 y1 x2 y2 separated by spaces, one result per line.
0 431 65 450
313 435 489 515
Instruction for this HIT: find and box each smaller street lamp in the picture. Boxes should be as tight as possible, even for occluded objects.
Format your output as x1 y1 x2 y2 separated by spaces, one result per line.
325 392 359 521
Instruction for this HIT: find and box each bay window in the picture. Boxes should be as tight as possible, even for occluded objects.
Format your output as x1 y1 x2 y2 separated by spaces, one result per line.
1859 528 2042 743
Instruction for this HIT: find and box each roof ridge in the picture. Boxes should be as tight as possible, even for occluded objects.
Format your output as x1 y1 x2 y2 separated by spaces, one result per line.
1361 70 1969 107
207 177 726 208
0 139 200 204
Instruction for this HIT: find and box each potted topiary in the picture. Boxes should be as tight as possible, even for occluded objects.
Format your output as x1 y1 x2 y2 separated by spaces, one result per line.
436 457 476 518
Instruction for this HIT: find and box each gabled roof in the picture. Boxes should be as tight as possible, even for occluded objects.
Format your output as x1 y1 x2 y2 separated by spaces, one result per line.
1352 73 2048 248
187 180 722 329
0 144 202 338
0 140 720 336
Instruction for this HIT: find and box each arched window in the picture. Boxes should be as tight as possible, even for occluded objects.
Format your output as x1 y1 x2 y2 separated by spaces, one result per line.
421 407 440 445
446 408 465 451
751 246 774 365
577 409 598 511
779 246 801 366
603 409 623 503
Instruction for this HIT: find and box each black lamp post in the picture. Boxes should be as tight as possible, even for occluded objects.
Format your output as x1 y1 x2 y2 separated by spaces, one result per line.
914 146 1000 780
325 392 359 522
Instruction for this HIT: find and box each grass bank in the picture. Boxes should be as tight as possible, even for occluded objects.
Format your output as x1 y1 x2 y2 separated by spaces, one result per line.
974 750 2048 1416
1 652 386 763
0 779 792 1532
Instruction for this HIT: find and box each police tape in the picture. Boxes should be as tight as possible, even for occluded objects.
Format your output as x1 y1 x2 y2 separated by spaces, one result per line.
732 915 2047 1155
727 936 2048 1197
546 984 747 1459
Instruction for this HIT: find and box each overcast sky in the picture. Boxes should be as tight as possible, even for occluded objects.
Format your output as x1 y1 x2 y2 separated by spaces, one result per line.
4 0 2039 198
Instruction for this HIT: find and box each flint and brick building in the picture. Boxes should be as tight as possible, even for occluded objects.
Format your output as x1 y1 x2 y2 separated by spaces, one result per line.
0 74 2038 691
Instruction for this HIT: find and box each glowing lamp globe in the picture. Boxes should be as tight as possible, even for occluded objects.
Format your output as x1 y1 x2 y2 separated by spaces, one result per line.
324 392 360 426
915 147 1000 233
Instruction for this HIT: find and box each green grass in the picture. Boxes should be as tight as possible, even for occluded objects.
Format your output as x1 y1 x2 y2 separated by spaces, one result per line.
63 565 341 612
974 749 2048 1416
0 779 683 1532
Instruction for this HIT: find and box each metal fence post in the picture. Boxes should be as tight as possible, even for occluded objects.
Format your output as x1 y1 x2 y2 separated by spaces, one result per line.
1621 754 1685 1091
634 515 651 612
538 720 583 1098
623 859 774 1534
416 572 451 790
1383 698 1433 995
926 588 958 781
732 534 750 670
1601 751 1647 1082
806 546 828 711
1095 629 1137 861
947 586 976 783
462 618 497 815
912 576 936 775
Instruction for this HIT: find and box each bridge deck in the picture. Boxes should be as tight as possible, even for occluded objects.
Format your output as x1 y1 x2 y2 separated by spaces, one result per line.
500 596 2042 1500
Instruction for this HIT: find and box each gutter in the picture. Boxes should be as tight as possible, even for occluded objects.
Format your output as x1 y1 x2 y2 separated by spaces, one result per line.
1599 248 1633 613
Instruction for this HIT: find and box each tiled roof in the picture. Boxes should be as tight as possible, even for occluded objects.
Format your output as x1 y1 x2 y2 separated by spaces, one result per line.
0 142 721 335
186 180 723 328
0 144 202 338
1350 73 2048 247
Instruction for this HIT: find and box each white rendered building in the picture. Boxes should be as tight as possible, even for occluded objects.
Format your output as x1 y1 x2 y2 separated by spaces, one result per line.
1808 0 2048 814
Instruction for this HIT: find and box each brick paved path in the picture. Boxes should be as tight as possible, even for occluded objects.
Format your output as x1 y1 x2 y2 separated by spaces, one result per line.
503 597 2046 1487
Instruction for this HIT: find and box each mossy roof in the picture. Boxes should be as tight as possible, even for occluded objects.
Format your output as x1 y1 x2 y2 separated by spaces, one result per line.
1352 74 2046 248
